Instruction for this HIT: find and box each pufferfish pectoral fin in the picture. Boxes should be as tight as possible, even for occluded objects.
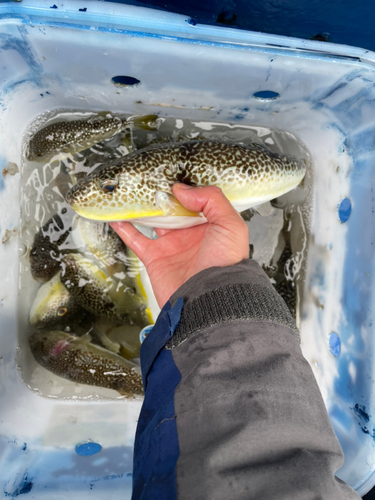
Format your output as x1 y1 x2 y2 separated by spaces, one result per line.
155 191 200 217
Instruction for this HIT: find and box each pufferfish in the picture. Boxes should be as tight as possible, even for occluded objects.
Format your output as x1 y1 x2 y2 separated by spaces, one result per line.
29 330 143 396
60 253 147 325
65 140 307 229
27 113 159 163
29 273 94 332
30 213 72 283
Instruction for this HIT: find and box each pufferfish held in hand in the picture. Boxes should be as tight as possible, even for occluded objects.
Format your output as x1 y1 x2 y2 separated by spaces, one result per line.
65 140 307 229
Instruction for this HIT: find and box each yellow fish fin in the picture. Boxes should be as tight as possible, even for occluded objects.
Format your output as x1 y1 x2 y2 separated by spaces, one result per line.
145 307 154 324
155 191 200 217
119 343 140 360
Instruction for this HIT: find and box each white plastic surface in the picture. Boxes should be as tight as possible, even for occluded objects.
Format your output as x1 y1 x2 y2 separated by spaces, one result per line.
1 0 375 497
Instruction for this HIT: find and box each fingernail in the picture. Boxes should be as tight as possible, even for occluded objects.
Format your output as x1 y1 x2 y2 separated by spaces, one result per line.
174 183 194 190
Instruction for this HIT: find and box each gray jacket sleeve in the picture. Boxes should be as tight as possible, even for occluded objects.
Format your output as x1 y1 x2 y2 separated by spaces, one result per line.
132 259 361 500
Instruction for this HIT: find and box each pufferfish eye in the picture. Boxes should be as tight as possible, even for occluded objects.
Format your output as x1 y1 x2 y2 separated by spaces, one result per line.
35 152 42 157
58 307 68 317
100 179 118 193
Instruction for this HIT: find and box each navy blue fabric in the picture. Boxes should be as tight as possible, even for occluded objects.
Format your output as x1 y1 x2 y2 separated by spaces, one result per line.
108 0 375 54
140 297 183 389
167 297 184 335
132 298 184 500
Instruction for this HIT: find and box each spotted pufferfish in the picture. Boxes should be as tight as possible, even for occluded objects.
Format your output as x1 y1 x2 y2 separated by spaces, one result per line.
29 330 143 396
29 273 95 332
66 140 307 229
27 113 159 163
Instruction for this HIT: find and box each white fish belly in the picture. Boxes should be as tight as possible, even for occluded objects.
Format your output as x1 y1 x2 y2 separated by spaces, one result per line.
129 215 208 229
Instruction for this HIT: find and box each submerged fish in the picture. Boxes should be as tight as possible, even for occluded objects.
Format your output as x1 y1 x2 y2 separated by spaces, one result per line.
29 273 94 332
274 241 297 319
106 324 142 360
89 318 142 359
264 234 297 319
29 330 143 396
60 253 145 323
27 113 159 163
30 214 72 282
72 217 129 277
65 140 307 229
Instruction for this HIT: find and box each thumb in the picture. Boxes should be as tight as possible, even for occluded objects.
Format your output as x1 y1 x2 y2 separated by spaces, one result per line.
172 184 244 227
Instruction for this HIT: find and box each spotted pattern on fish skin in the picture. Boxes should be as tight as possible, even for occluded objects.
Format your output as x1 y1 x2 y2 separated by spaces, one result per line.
30 214 71 283
61 254 118 320
27 117 123 162
29 331 143 395
32 283 70 323
31 284 95 332
274 241 297 318
66 140 307 219
264 240 297 319
78 219 127 268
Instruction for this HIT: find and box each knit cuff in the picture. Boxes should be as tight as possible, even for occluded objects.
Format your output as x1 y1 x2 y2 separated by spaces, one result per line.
166 261 298 349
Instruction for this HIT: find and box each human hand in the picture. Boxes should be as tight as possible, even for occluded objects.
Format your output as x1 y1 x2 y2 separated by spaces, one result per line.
110 184 249 308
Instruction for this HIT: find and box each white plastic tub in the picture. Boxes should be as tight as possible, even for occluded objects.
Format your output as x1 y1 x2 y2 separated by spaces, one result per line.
1 1 375 497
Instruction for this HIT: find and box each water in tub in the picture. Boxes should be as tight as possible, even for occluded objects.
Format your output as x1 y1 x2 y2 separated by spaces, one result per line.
18 110 313 399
